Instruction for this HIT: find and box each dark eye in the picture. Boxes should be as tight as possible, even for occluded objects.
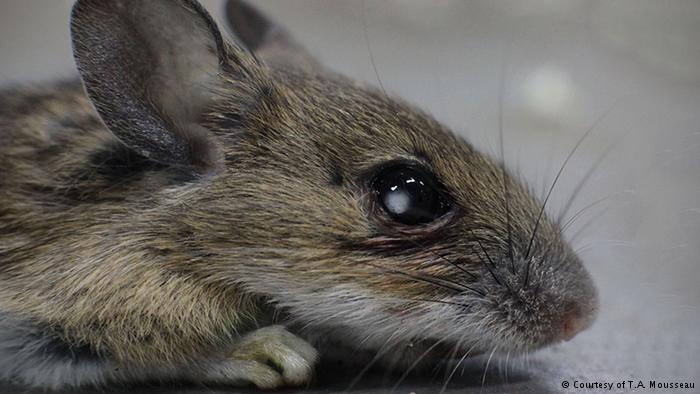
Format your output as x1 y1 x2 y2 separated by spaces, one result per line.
372 165 451 225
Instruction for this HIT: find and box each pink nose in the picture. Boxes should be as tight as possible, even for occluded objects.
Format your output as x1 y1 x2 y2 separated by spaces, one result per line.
555 305 593 342
559 313 583 341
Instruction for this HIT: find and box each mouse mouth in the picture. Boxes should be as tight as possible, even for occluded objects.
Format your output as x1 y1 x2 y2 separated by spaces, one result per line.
439 247 601 354
469 292 598 354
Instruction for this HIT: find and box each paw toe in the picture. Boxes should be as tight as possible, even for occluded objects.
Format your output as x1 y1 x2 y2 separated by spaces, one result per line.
244 362 284 389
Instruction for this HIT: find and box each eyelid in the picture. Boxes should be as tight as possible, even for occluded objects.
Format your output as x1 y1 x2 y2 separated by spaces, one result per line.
358 158 433 186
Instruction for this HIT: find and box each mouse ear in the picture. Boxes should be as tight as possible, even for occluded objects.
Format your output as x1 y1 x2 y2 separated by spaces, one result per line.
71 0 261 170
225 0 322 74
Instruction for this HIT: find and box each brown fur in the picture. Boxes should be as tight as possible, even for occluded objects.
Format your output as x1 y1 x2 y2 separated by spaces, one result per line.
0 0 596 388
0 65 561 363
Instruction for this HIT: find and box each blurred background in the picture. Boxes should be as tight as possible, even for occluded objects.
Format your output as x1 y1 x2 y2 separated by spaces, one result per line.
1 1 698 392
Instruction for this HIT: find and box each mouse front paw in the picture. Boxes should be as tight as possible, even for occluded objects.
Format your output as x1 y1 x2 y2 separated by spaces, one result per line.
199 325 319 389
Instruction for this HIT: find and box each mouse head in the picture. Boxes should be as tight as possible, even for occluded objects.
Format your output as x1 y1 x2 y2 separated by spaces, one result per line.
71 0 598 362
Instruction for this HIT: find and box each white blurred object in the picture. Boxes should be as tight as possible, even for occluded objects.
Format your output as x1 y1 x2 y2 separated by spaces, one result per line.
520 65 577 124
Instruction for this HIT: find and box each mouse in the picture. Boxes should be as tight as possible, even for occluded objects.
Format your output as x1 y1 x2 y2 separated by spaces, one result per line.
0 0 598 390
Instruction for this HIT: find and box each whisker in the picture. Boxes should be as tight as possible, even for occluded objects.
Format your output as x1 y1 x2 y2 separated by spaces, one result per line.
474 239 503 287
408 297 479 309
390 334 455 392
556 139 618 225
469 232 499 282
535 195 607 279
569 199 618 244
481 346 499 389
358 261 470 295
361 0 388 98
346 328 403 391
496 36 516 275
439 332 469 392
405 238 478 281
524 104 616 284
504 349 511 384
359 293 481 311
559 195 610 234
440 342 478 394
574 239 632 255
470 231 516 295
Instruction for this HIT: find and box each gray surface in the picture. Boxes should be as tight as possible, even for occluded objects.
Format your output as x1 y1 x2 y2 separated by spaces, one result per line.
1 1 699 393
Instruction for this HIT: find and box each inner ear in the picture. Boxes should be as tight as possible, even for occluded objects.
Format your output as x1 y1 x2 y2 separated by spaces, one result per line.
71 0 238 169
132 0 227 124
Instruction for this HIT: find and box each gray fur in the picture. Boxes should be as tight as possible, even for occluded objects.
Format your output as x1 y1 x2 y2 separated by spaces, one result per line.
0 313 116 389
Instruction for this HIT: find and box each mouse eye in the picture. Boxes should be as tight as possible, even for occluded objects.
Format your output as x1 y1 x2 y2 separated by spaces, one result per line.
372 165 451 225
